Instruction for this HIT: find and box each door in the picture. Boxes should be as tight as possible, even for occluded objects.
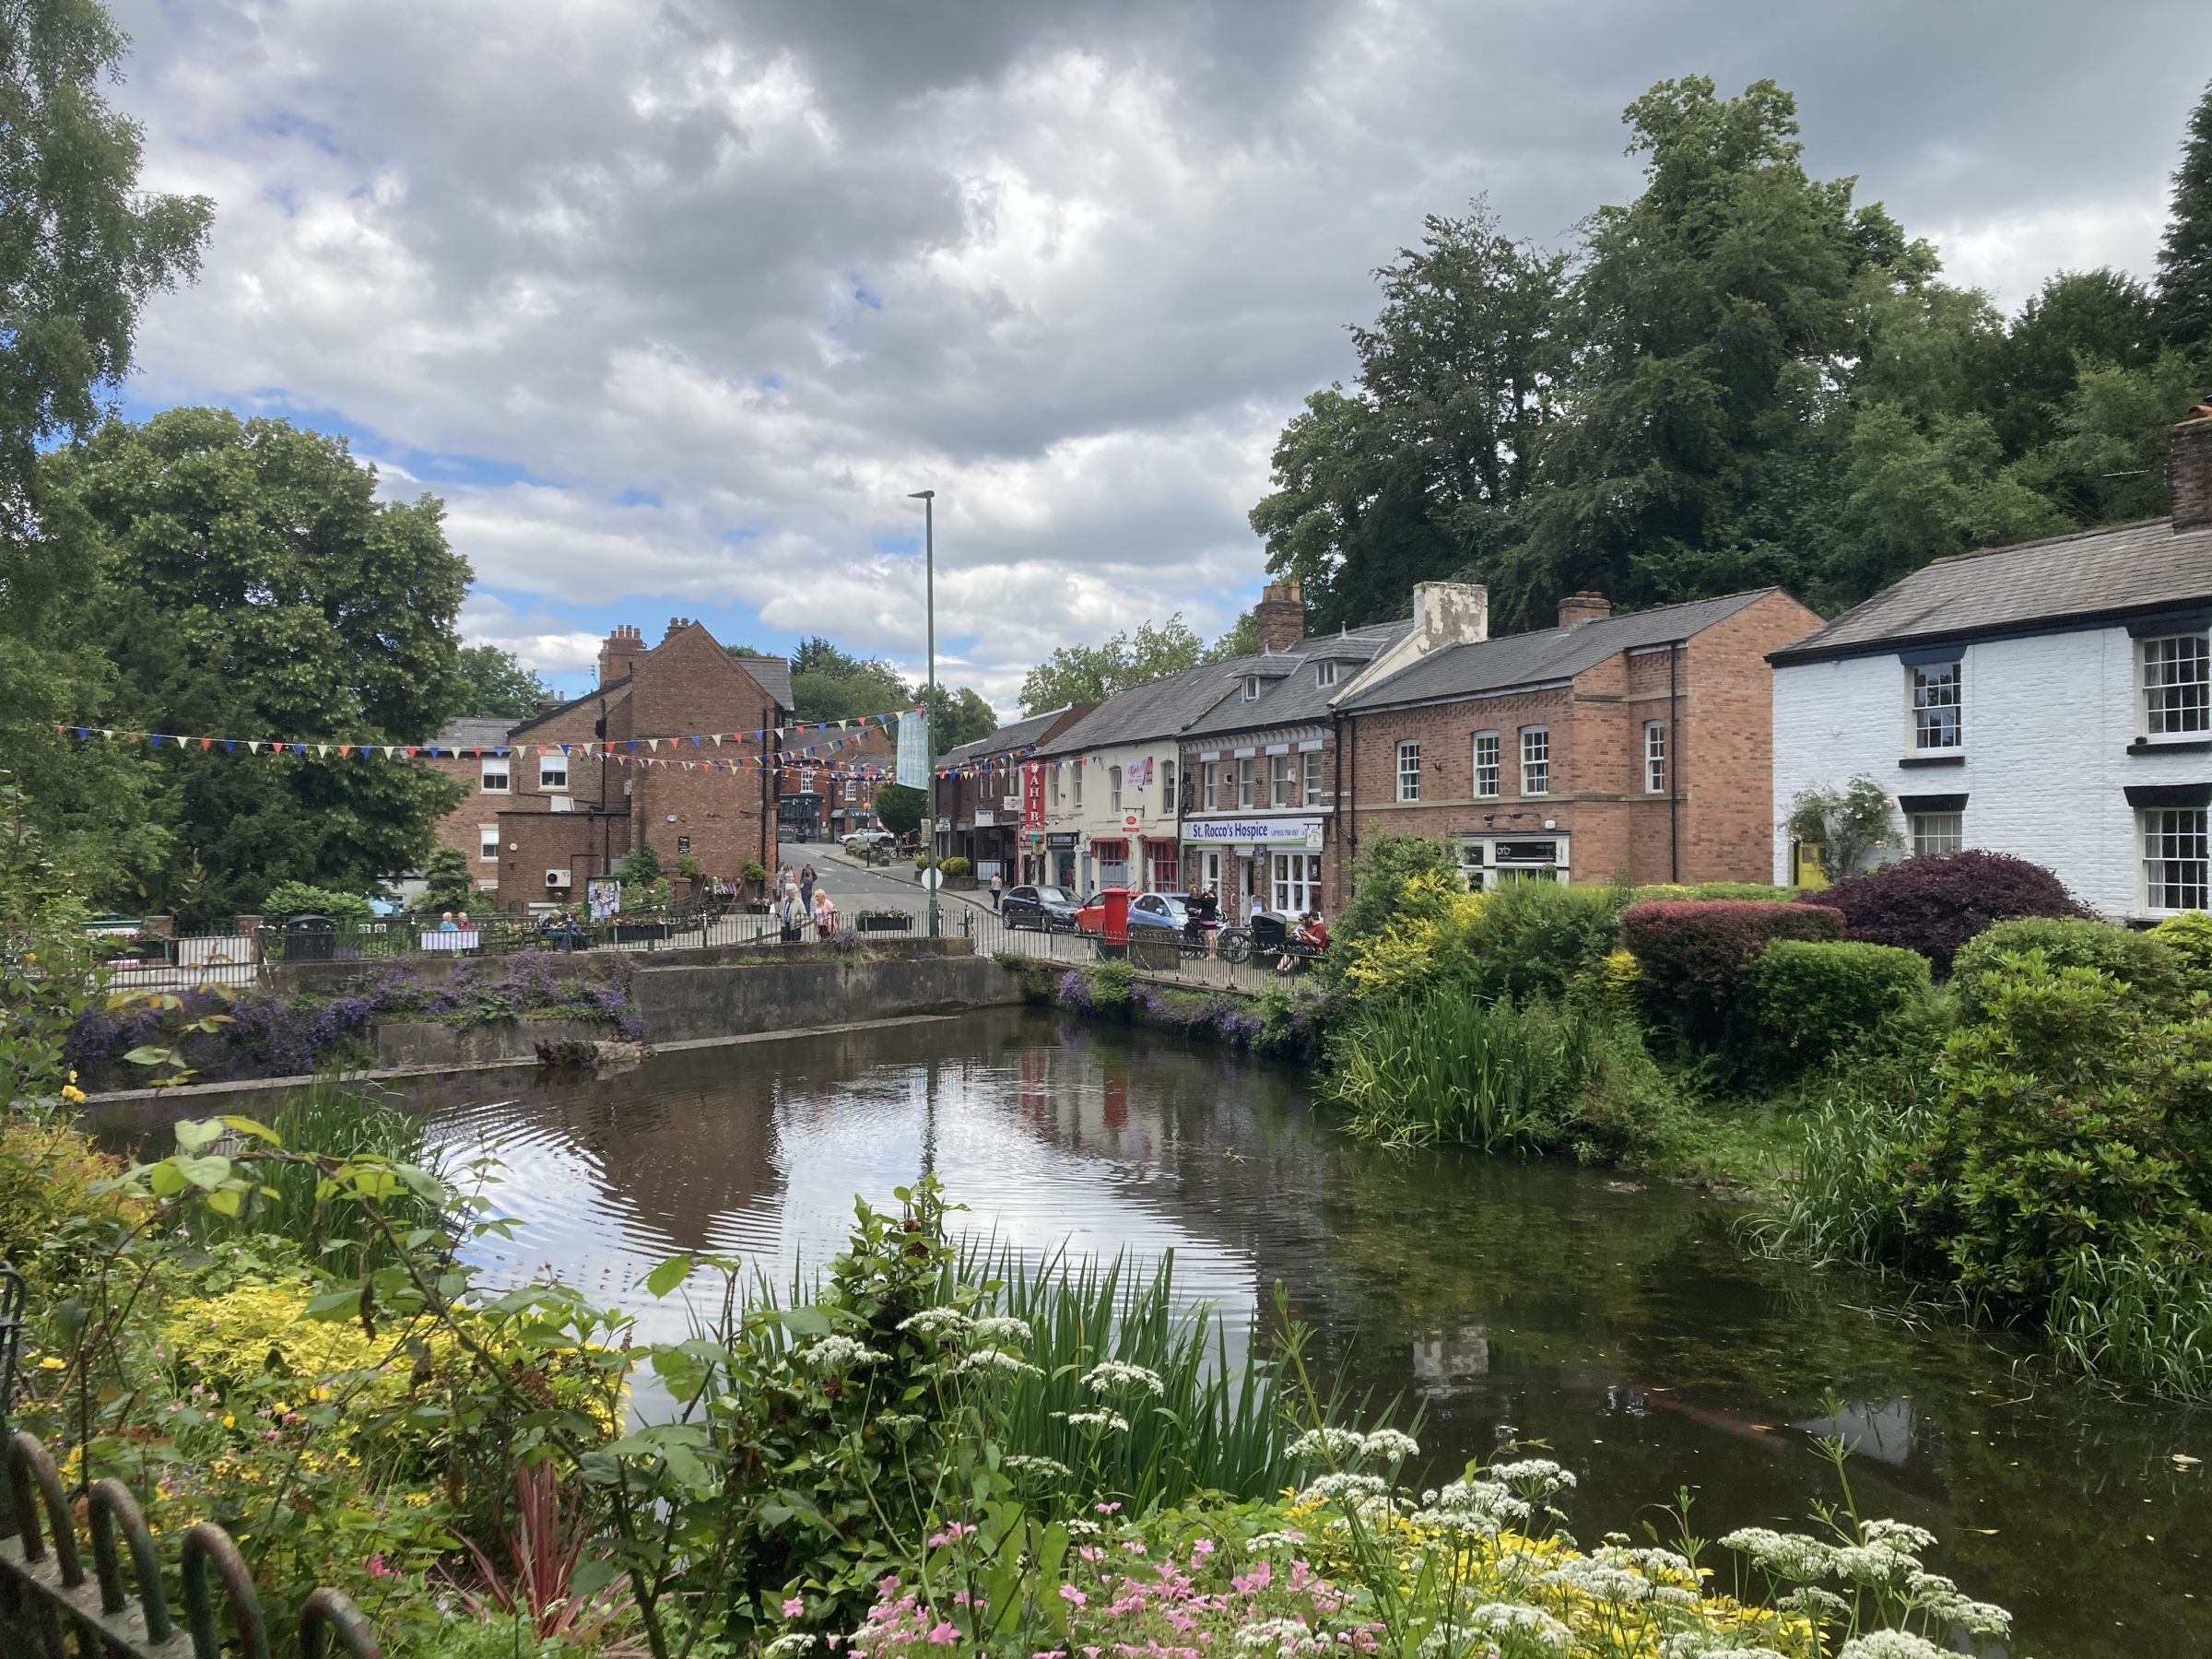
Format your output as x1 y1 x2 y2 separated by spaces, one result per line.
1197 849 1223 896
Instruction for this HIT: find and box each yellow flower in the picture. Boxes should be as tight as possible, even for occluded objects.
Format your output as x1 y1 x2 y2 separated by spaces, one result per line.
403 1490 433 1508
36 1356 66 1371
60 1086 86 1103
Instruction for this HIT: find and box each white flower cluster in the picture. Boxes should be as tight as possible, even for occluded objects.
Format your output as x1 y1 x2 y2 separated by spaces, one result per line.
1296 1470 1391 1504
1003 1453 1073 1480
1489 1457 1577 1500
1717 1527 1837 1583
764 1635 815 1656
1537 1558 1655 1604
1903 1571 2011 1637
1289 1426 1421 1465
1720 1519 2009 1642
1659 1638 1792 1659
1062 1408 1132 1433
951 1347 1041 1379
1235 1619 1337 1657
1415 1476 1533 1535
1835 1635 1954 1659
1359 1428 1421 1463
1083 1360 1167 1397
796 1335 888 1371
1466 1602 1571 1653
896 1307 974 1339
971 1315 1032 1345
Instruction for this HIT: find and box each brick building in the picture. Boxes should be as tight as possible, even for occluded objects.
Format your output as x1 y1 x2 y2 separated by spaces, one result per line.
419 716 522 891
1176 580 1488 919
937 704 1097 877
1336 588 1820 890
425 618 794 910
779 719 899 841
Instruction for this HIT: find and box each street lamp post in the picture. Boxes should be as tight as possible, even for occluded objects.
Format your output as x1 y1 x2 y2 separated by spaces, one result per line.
909 488 939 939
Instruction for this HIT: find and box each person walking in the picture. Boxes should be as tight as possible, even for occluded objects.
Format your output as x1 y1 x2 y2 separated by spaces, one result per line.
811 886 838 939
778 883 806 945
800 864 817 912
990 869 1004 911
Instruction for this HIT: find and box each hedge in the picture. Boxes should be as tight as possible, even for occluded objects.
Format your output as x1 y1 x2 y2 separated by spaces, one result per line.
2149 911 2212 998
1741 938 1933 1080
1819 850 2088 973
1618 899 1845 1048
1951 917 2188 1020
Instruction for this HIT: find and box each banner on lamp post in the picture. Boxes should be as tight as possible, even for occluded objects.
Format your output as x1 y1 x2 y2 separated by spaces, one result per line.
895 712 931 789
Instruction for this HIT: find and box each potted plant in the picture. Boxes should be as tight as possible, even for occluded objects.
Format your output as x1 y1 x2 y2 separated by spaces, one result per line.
856 909 912 934
740 859 770 912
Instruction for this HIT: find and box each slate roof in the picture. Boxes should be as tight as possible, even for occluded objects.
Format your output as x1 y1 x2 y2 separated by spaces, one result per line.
735 655 794 710
1769 519 2212 665
938 706 1074 770
1183 620 1412 738
1340 591 1777 711
508 678 631 736
1038 655 1266 756
428 716 517 751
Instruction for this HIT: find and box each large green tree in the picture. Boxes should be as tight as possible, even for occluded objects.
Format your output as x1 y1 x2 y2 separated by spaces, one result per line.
1250 203 1567 629
0 0 212 898
50 409 469 922
1017 615 1206 714
2158 77 2212 351
452 642 547 720
920 684 997 755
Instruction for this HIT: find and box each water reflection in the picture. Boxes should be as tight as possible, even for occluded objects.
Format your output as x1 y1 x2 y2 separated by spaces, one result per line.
127 1007 2212 1659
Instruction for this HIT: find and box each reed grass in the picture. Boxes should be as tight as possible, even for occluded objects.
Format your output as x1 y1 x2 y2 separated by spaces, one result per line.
2049 1246 2212 1402
1746 1066 1932 1267
189 1075 442 1276
1323 993 1623 1152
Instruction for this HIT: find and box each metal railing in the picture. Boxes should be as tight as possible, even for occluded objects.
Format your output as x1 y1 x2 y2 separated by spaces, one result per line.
949 904 1306 994
0 1431 382 1659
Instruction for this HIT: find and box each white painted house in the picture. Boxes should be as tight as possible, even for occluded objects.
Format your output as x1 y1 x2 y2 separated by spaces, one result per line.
1770 412 2212 919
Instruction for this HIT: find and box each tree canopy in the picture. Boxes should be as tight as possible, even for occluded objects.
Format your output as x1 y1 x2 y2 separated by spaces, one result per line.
0 0 213 899
452 643 549 720
767 634 995 750
1018 615 1206 715
50 408 470 923
1249 75 2212 637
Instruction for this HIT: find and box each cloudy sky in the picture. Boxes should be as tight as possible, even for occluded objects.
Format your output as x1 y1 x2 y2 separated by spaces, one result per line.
109 0 2209 712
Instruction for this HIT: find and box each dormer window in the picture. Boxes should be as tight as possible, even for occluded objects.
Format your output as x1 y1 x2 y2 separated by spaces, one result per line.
1315 661 1338 688
1242 675 1261 701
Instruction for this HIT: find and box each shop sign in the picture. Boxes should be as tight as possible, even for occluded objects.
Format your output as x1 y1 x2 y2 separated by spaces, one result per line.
1182 817 1324 848
1046 831 1079 850
975 809 995 828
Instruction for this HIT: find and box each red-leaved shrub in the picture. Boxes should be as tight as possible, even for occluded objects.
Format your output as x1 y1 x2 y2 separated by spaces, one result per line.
1818 850 2089 973
1618 900 1845 1047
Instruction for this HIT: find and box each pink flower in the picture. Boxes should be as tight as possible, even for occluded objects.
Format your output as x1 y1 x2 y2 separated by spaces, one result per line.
367 1555 397 1579
1094 1500 1122 1514
782 1596 806 1618
927 1623 959 1645
1060 1584 1088 1606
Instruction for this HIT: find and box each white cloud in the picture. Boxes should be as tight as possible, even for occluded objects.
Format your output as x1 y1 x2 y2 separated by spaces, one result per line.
104 0 2206 702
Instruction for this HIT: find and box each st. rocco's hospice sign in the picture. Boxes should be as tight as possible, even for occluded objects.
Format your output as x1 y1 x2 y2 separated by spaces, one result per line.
895 712 930 790
1182 818 1324 848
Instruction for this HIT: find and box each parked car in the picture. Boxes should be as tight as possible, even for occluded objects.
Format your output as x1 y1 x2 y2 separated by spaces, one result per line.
842 828 898 853
1001 884 1080 932
1075 890 1190 935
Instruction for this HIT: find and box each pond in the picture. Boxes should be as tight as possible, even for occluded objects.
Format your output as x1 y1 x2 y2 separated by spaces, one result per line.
251 1010 2212 1655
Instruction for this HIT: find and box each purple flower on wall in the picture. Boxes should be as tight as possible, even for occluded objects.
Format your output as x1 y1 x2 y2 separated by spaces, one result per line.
1055 971 1093 1013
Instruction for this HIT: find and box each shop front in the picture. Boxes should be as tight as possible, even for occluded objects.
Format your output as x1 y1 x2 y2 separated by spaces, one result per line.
1089 837 1131 890
1181 817 1326 919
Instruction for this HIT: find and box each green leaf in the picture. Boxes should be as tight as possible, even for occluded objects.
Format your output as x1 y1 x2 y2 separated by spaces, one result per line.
644 1253 696 1298
124 1046 174 1067
304 1288 364 1320
172 1118 221 1150
217 1114 281 1145
174 1155 231 1190
204 1186 242 1217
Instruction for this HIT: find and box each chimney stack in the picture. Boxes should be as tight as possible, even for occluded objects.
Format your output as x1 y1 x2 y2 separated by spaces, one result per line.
598 624 643 686
1253 580 1305 654
2174 406 2212 533
1558 591 1612 629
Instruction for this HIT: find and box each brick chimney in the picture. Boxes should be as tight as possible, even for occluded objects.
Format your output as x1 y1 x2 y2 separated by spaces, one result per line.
598 625 644 686
1253 580 1305 653
2174 407 2212 533
1558 590 1612 629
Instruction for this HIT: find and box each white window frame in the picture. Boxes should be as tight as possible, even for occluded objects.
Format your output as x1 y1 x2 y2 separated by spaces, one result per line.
2141 631 2212 739
477 824 499 862
1644 722 1667 795
1302 749 1324 807
1520 726 1550 797
1051 769 1063 809
539 753 569 792
1242 675 1261 701
1395 740 1421 803
1910 811 1963 857
1073 767 1083 809
1472 732 1500 799
1314 660 1337 689
1909 660 1963 753
1272 852 1324 915
1161 759 1176 807
2144 807 2210 914
1237 758 1257 809
1270 753 1296 808
1203 761 1219 812
1110 765 1123 812
1458 835 1570 892
480 755 510 793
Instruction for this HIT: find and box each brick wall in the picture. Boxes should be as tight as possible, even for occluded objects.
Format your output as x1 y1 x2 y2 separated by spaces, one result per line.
423 751 500 888
622 627 779 882
1679 591 1823 882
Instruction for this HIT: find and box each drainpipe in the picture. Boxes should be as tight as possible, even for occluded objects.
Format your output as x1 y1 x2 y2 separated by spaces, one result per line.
1335 708 1353 901
1669 641 1681 885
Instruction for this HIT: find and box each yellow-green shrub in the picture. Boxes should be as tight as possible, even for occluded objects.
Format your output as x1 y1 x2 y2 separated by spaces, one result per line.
2150 910 2212 997
0 1117 139 1296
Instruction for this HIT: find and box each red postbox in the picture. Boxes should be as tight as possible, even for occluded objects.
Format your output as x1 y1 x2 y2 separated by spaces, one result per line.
1100 886 1132 945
